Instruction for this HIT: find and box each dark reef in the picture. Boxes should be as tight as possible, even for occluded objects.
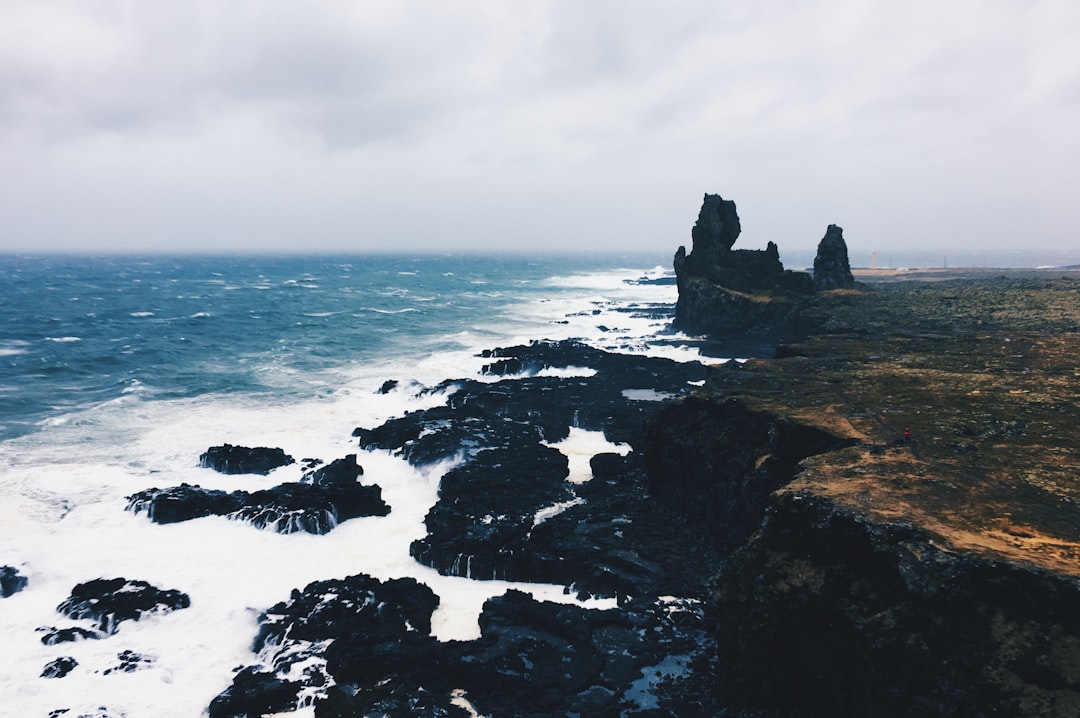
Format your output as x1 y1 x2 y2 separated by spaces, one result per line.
55 577 190 635
210 573 713 718
199 444 296 475
126 455 389 534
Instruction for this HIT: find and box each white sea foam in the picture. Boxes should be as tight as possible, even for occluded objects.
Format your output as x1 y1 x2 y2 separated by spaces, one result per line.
0 384 619 717
544 427 631 484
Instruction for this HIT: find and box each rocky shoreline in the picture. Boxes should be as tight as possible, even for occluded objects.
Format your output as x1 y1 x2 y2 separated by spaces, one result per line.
17 199 1080 715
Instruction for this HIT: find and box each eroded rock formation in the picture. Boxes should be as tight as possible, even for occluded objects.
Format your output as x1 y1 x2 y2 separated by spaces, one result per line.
812 224 855 290
54 578 190 636
126 455 388 534
673 194 813 335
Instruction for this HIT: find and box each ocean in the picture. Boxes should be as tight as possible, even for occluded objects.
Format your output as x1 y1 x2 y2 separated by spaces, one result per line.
0 252 697 717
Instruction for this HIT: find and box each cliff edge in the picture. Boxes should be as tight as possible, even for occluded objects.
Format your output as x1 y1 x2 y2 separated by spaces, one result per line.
651 267 1080 714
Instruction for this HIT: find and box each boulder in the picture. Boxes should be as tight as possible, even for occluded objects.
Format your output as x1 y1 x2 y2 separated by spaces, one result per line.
302 454 363 485
56 578 190 635
41 656 78 679
1 565 27 597
813 224 855 290
208 667 304 718
199 444 295 475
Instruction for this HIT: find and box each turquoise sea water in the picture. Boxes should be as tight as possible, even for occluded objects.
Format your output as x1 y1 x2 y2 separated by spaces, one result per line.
0 253 672 441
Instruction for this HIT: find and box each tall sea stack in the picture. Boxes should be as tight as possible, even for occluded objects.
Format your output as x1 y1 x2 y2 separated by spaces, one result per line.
812 224 855 290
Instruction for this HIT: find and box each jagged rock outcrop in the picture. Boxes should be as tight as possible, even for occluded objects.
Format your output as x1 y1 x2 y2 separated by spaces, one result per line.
41 656 78 679
673 194 813 335
210 574 714 717
199 444 295 475
1 565 27 597
127 454 388 534
813 224 855 290
355 340 714 598
55 578 190 635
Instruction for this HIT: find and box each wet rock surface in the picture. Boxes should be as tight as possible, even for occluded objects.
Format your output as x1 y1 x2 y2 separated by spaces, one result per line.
38 626 101 645
41 656 78 679
102 650 155 675
126 455 389 534
355 339 712 597
55 578 190 635
211 574 714 718
1 564 27 597
199 444 295 475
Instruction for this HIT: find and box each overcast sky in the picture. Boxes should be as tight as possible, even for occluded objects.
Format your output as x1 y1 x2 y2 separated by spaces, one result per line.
1 1 1078 258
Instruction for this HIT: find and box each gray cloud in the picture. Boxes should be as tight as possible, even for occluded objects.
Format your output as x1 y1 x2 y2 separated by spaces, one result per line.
1 0 1078 259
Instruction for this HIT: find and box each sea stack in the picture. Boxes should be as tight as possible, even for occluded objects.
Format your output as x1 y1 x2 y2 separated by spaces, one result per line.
812 224 855 290
673 193 812 335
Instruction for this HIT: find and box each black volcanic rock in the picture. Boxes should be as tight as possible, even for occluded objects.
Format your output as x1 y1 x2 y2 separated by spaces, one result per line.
199 444 295 475
103 650 155 675
354 340 712 595
211 574 442 716
231 481 389 533
126 483 243 524
38 626 102 645
644 395 855 549
208 667 305 718
41 656 78 679
301 453 363 485
127 455 389 534
410 443 573 582
813 224 855 290
673 193 814 335
126 481 388 534
1 565 27 597
56 578 190 634
212 574 715 717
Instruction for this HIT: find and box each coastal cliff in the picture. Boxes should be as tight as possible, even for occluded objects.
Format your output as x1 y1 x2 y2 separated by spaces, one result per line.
651 272 1080 715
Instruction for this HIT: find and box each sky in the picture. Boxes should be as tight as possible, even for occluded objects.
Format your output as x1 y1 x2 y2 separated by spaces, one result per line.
1 0 1078 258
